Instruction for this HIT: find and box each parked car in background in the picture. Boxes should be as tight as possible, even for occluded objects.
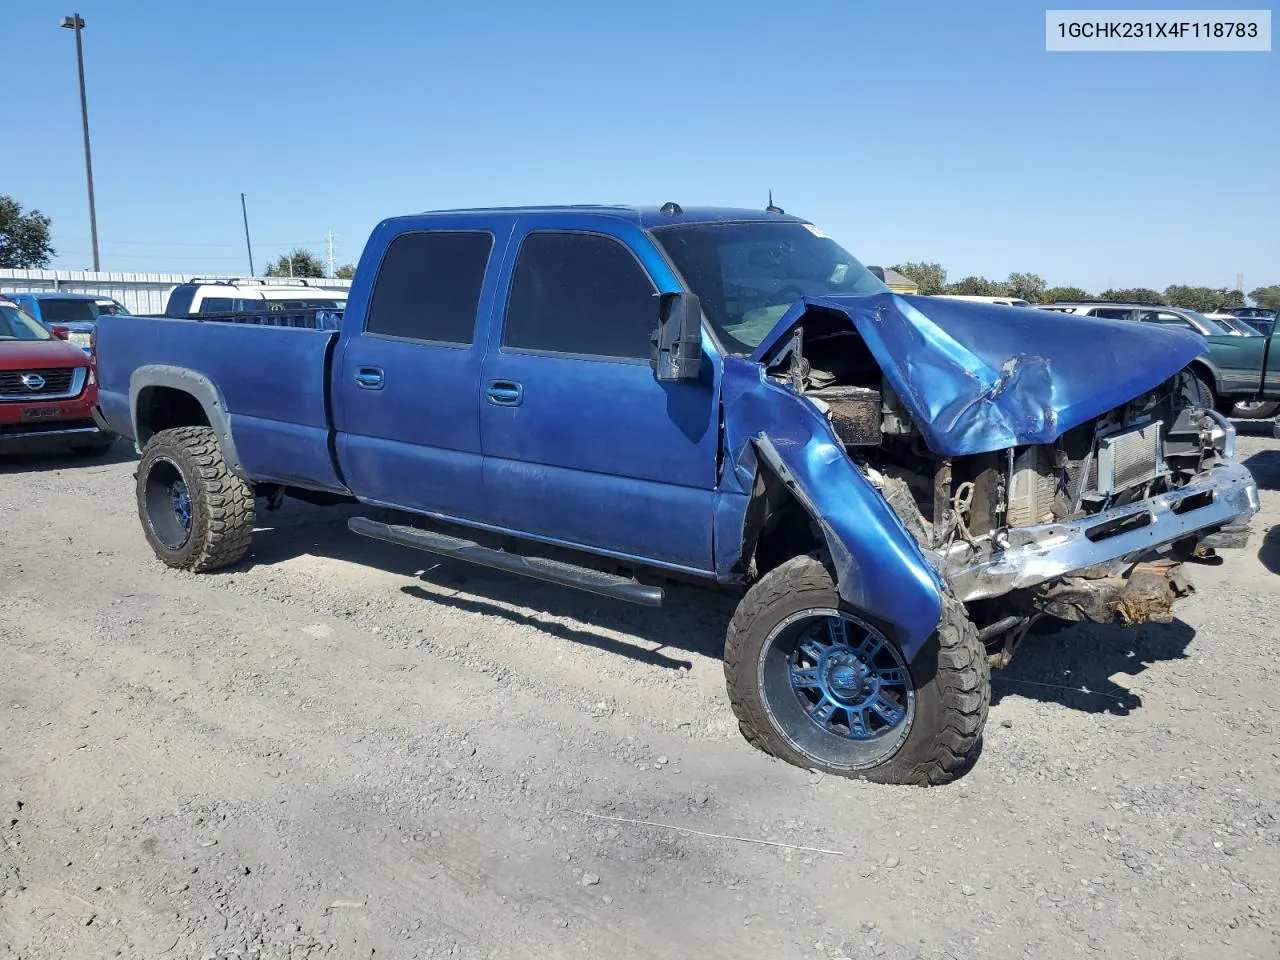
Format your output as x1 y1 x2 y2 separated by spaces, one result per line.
93 204 1259 785
1216 306 1277 336
0 298 114 457
1040 301 1238 336
1206 314 1265 337
1 292 131 355
162 278 348 317
931 294 1032 308
1038 301 1279 419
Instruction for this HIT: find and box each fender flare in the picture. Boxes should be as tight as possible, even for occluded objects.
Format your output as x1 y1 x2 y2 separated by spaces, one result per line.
128 364 247 479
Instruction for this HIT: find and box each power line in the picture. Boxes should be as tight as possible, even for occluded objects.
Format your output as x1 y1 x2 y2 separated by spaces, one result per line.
56 236 330 248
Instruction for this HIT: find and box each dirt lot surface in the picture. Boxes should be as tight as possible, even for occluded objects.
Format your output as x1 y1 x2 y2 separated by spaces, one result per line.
2 431 1279 960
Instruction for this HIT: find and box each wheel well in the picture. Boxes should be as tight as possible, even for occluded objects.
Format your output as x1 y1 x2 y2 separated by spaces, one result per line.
1186 361 1218 399
136 386 210 446
741 460 824 582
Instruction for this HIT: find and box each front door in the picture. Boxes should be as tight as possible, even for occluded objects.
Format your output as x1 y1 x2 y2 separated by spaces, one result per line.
478 219 720 573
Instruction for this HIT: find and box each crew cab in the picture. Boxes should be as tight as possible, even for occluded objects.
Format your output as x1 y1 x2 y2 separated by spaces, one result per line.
93 205 1260 786
0 298 114 457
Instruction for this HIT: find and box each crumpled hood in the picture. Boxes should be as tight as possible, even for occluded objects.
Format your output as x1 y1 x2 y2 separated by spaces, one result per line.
749 293 1207 456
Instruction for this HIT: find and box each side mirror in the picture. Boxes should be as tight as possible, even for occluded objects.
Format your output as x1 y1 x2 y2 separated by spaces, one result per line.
49 324 71 340
651 292 703 382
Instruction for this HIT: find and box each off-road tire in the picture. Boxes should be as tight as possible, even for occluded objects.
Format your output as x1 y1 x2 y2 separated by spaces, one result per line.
136 426 254 572
1188 371 1216 410
724 553 989 786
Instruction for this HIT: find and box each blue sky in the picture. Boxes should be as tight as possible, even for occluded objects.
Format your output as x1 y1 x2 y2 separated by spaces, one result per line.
6 0 1277 292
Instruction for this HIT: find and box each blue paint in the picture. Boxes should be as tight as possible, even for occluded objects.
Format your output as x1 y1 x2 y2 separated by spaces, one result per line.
787 615 910 741
719 356 945 656
95 317 345 492
751 293 1209 457
93 205 1231 661
171 478 192 532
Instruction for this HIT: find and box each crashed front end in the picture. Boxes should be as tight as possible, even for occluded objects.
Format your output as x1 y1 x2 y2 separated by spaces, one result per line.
738 292 1261 657
928 383 1257 629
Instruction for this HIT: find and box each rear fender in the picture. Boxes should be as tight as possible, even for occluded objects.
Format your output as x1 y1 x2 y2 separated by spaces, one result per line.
129 365 246 478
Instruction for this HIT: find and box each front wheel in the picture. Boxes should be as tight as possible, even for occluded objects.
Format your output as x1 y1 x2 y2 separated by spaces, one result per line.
724 554 989 786
136 426 255 571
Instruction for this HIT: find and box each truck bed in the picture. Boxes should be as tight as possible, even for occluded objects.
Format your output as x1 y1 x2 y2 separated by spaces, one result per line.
95 313 346 492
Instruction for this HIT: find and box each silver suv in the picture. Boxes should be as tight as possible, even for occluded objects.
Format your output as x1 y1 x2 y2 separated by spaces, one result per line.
1037 301 1241 337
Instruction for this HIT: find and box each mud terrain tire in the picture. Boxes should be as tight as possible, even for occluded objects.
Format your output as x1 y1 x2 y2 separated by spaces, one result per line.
136 426 254 572
724 553 989 786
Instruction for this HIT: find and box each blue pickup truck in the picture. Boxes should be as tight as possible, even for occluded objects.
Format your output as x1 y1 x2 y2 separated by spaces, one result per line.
94 204 1260 785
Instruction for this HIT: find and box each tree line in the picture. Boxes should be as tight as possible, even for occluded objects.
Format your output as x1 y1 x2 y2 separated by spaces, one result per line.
891 261 1280 313
2 194 1276 307
0 195 357 281
261 248 354 280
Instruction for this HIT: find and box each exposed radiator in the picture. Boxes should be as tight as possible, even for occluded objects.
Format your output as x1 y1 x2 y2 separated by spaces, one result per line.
809 385 882 446
1096 420 1164 494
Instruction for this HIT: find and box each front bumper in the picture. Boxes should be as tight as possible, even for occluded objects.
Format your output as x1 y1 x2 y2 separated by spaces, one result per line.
0 422 108 454
0 388 108 455
942 460 1259 602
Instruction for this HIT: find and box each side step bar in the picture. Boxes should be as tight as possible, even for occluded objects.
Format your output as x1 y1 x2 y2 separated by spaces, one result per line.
347 516 665 607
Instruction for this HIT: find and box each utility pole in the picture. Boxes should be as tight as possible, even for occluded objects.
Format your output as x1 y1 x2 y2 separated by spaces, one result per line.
62 13 99 272
240 193 255 276
326 230 335 279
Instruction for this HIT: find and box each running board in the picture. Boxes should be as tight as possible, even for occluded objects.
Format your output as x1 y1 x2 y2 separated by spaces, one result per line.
347 516 665 607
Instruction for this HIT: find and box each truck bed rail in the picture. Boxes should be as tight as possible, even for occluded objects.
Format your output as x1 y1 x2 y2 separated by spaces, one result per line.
175 308 343 331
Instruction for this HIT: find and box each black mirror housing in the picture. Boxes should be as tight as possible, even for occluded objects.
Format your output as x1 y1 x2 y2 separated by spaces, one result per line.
651 292 703 382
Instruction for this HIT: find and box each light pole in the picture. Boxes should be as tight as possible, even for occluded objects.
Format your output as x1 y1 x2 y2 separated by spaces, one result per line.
61 13 100 272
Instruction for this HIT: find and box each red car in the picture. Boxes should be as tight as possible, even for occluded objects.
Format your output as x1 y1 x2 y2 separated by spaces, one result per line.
0 298 114 457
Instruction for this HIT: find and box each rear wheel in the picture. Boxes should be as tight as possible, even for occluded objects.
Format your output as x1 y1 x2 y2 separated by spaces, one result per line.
136 426 254 571
724 554 989 785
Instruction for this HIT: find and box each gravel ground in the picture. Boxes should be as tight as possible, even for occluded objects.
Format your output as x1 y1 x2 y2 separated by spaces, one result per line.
2 428 1278 960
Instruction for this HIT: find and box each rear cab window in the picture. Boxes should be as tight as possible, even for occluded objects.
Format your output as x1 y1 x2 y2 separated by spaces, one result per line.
365 231 494 345
502 231 656 360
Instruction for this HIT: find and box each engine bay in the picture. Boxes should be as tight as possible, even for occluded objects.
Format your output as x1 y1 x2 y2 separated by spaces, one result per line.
763 322 1244 654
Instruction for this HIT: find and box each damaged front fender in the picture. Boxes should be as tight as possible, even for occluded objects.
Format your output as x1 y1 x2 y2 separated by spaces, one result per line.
722 358 945 660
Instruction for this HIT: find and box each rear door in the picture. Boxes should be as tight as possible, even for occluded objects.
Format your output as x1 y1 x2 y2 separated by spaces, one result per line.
478 218 720 573
334 217 511 520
